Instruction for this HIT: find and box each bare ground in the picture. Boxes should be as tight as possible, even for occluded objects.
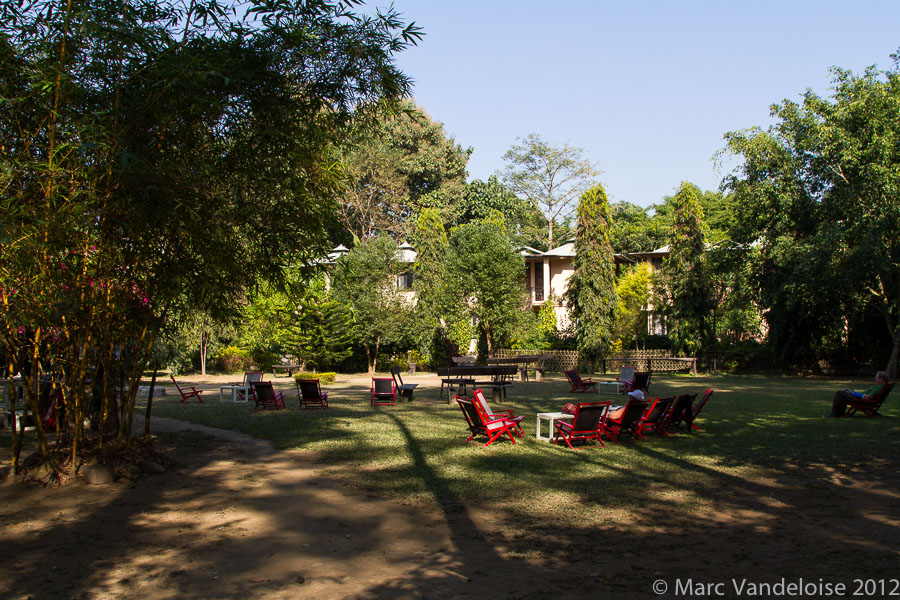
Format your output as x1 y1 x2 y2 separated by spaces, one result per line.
1 385 899 599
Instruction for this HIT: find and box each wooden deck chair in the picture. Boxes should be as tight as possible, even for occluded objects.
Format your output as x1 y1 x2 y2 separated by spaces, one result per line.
565 370 597 393
170 376 203 404
688 388 713 430
617 366 636 386
846 384 893 417
662 393 697 433
624 371 651 395
240 371 264 402
603 396 649 442
251 381 285 410
390 366 418 401
296 379 328 410
371 377 396 406
554 401 611 449
635 395 675 438
472 388 524 436
462 395 519 446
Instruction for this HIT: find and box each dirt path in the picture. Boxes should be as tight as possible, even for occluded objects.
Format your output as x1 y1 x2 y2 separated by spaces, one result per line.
2 413 899 599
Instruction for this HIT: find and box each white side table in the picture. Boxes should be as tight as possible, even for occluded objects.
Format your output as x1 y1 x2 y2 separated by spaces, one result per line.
596 381 624 395
219 384 249 403
536 411 573 442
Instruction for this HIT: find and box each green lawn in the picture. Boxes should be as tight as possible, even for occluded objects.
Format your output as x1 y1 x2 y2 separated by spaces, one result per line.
141 373 900 526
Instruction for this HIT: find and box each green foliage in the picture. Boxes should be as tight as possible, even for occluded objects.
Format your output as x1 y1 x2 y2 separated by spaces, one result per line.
336 100 471 240
289 296 356 372
0 0 419 465
722 57 900 375
609 202 665 253
567 184 618 360
613 263 653 348
332 234 412 373
445 217 526 353
213 346 255 373
293 372 337 385
657 182 714 356
501 134 601 249
409 208 449 357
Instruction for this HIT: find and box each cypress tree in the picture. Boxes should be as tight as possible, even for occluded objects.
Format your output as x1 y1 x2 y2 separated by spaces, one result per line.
567 184 618 361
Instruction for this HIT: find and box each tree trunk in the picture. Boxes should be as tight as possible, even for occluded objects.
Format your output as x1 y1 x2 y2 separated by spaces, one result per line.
886 325 900 380
200 331 208 376
144 363 159 443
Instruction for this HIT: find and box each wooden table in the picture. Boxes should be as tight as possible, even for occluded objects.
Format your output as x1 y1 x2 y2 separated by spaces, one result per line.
436 366 517 403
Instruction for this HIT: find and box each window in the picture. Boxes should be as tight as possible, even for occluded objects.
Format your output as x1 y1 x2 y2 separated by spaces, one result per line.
397 272 414 290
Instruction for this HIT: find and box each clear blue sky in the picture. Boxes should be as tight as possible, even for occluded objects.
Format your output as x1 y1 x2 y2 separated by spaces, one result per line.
386 0 900 208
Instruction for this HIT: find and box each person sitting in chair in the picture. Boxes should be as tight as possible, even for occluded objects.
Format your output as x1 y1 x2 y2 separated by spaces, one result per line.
827 371 889 418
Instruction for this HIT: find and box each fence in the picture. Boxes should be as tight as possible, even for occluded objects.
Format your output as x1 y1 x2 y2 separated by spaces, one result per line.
491 349 696 375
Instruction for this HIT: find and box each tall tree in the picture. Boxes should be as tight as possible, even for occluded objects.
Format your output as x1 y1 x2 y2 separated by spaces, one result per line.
0 0 419 470
723 57 900 375
567 184 618 361
609 201 666 254
410 207 449 360
331 234 410 373
501 133 600 249
337 101 471 240
445 213 526 354
657 182 713 356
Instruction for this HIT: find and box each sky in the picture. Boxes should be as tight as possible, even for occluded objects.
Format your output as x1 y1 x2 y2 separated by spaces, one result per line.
383 0 900 208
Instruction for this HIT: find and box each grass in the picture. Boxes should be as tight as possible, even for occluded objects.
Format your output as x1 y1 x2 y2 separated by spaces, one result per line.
137 373 900 527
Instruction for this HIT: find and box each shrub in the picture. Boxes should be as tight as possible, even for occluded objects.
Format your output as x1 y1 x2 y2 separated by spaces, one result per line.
294 372 337 385
214 346 254 372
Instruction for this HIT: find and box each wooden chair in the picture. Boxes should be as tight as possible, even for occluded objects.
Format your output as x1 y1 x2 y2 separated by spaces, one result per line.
603 396 650 442
371 378 396 406
846 384 893 417
457 396 519 446
251 381 285 410
390 366 418 401
554 401 611 449
635 395 675 438
688 388 713 430
472 388 524 436
624 371 651 395
296 379 328 410
240 371 264 402
662 393 698 433
170 376 203 404
564 370 597 393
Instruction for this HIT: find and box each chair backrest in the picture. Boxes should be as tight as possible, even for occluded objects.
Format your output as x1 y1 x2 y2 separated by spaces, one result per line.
472 388 494 417
614 397 650 428
692 389 713 417
564 370 583 385
644 396 675 424
297 379 322 399
373 377 394 395
457 397 482 430
571 402 610 431
252 381 276 402
667 393 695 423
617 367 636 384
631 371 651 390
243 371 264 385
389 366 405 387
169 375 184 393
452 356 475 365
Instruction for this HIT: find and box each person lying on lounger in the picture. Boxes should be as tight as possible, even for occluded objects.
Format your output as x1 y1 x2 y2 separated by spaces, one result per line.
826 371 889 418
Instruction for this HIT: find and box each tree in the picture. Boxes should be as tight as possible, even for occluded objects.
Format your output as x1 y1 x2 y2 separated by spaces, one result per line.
613 263 653 348
657 182 714 357
501 134 601 249
723 56 900 376
609 201 666 254
410 208 449 361
445 213 526 354
336 101 471 240
567 184 618 361
332 234 411 373
0 0 419 472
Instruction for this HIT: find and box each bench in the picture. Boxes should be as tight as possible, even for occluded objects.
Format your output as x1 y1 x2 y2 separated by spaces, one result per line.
272 364 300 377
390 366 418 401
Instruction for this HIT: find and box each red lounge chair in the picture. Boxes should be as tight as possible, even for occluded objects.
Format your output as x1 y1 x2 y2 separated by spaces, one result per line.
170 376 203 404
623 371 651 395
456 396 518 446
472 388 524 436
296 379 328 410
662 393 698 433
635 395 675 438
554 401 611 449
371 377 396 406
565 370 597 393
251 381 285 410
846 384 893 417
603 396 649 442
688 389 713 430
